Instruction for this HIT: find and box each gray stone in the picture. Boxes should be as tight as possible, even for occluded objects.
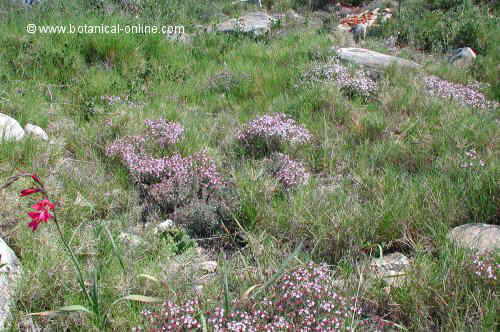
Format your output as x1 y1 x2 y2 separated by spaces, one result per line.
448 223 500 254
0 237 21 330
198 260 218 273
165 32 192 44
369 252 410 287
449 47 476 67
154 219 175 234
0 113 25 141
335 47 421 69
216 11 276 36
24 124 48 141
119 232 142 248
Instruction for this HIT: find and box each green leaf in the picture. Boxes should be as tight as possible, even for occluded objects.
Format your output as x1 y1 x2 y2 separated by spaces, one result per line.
112 295 163 306
28 305 93 316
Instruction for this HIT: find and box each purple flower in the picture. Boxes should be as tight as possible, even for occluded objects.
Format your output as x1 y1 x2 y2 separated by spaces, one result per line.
423 75 499 109
237 113 312 154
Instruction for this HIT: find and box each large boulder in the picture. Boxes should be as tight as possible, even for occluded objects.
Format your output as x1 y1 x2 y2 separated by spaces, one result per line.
216 12 276 36
335 48 421 69
448 223 500 254
0 113 25 141
449 47 476 67
0 237 21 329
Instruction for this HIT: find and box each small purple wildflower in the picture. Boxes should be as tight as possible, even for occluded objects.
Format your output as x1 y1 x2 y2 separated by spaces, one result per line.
423 75 499 109
469 252 499 285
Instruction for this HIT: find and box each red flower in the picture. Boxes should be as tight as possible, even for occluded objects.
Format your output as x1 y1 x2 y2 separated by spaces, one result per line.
20 188 42 197
27 209 53 231
32 199 55 211
31 174 42 185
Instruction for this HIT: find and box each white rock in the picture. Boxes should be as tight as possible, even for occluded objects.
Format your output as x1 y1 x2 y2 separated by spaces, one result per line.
449 47 476 67
336 47 421 69
0 113 25 141
24 124 48 141
369 252 410 287
154 219 174 234
119 232 142 248
0 237 22 330
216 12 276 36
448 223 500 254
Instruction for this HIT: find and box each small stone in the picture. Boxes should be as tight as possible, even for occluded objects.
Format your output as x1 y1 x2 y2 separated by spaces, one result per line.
198 261 218 273
216 12 276 36
369 252 410 287
448 223 500 254
119 232 142 248
449 47 476 67
24 124 48 141
0 113 25 141
154 219 175 234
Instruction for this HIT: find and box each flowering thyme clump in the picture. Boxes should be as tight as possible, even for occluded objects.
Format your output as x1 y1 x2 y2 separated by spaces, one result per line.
301 60 377 100
140 263 391 331
236 113 312 155
423 75 499 109
144 118 184 147
105 120 231 236
267 153 310 189
468 252 499 285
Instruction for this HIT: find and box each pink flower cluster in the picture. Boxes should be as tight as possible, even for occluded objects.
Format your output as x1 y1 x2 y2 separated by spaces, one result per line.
268 153 310 189
105 121 225 209
469 252 499 284
148 151 225 206
142 300 201 331
301 61 377 99
140 263 391 331
423 76 499 109
236 113 312 153
144 118 184 147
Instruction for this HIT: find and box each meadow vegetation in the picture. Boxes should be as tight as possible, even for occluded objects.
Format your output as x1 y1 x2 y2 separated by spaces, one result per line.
0 0 498 330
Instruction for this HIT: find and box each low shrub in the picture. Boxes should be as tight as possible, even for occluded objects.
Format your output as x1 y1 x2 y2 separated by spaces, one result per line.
266 153 310 189
236 113 312 156
106 119 234 237
139 263 394 331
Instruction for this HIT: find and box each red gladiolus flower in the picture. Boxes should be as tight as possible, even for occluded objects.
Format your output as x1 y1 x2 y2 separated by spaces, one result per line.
32 199 55 211
27 209 53 231
31 174 42 185
20 188 42 197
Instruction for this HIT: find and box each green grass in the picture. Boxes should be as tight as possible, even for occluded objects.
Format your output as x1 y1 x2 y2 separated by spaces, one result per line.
0 0 498 330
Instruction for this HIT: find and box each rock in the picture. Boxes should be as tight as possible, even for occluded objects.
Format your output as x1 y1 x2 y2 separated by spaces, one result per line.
216 11 276 36
198 260 218 273
448 224 500 254
154 219 175 234
118 232 142 248
165 32 192 44
24 124 48 141
449 47 476 67
335 48 421 69
0 237 21 330
369 252 410 287
0 113 25 141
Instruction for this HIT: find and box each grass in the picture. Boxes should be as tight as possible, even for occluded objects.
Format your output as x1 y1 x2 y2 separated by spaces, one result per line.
0 0 498 330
